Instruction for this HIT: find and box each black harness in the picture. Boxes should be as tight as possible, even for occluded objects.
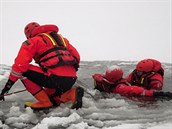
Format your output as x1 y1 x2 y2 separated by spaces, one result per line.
131 69 163 89
38 32 77 71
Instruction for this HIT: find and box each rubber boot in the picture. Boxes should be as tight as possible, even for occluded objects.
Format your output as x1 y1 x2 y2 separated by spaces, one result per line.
71 87 84 109
25 90 52 110
44 88 61 107
60 87 84 110
49 96 61 107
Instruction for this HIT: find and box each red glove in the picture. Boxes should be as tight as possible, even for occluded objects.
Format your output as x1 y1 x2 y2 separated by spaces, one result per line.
92 74 105 82
92 74 112 92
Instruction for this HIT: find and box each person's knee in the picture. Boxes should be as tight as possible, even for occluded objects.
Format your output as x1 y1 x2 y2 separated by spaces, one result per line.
21 79 42 95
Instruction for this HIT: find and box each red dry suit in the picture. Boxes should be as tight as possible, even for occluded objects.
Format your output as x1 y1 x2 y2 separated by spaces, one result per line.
92 74 154 97
9 24 80 95
125 59 164 90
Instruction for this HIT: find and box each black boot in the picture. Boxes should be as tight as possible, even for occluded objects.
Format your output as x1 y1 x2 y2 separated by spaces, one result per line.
71 87 84 110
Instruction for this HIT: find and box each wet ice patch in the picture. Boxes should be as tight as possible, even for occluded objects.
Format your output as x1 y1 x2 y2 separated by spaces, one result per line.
5 94 20 102
96 98 129 109
147 122 172 129
103 123 143 129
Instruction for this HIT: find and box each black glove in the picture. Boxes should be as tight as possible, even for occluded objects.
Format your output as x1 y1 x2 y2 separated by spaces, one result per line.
153 91 172 100
0 79 15 101
73 63 79 71
0 94 5 101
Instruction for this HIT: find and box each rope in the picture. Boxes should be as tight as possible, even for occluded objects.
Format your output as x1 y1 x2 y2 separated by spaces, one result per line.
0 89 26 97
76 80 96 99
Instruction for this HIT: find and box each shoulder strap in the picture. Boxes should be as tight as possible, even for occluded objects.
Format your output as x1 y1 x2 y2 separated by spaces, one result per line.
42 33 56 46
157 68 164 77
49 32 66 47
58 34 67 47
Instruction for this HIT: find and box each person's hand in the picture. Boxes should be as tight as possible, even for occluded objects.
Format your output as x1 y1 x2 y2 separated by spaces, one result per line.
74 63 79 71
0 94 5 101
153 91 172 100
92 74 104 82
0 79 15 101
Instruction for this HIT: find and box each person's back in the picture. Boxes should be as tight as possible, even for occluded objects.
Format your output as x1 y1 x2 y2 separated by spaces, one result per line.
14 24 79 77
0 22 84 110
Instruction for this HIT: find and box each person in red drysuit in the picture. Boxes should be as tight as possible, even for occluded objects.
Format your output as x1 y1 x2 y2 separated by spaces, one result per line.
125 59 164 90
0 22 84 110
92 65 172 100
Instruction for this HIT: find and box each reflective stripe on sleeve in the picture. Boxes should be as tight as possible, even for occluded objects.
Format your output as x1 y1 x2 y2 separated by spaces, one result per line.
11 70 22 78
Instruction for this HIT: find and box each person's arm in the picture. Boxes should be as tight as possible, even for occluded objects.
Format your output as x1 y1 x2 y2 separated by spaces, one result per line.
64 38 80 63
113 84 172 100
0 39 36 100
113 84 154 97
63 38 80 71
10 39 37 80
148 73 163 90
92 74 112 92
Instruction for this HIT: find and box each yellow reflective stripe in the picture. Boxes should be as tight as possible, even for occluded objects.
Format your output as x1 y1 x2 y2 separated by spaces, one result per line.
24 102 33 107
151 72 155 74
94 80 96 87
141 78 144 84
58 34 67 47
42 33 56 46
11 72 22 78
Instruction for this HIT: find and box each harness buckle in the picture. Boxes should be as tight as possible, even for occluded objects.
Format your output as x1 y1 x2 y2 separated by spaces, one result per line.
42 66 48 72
